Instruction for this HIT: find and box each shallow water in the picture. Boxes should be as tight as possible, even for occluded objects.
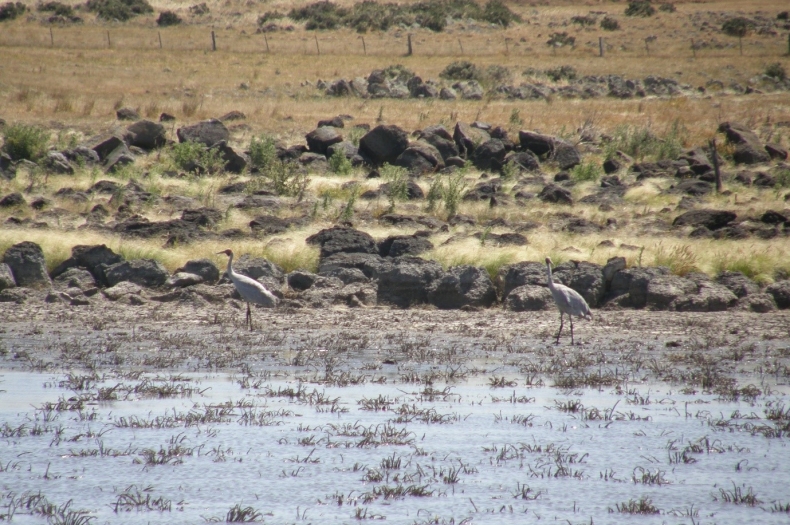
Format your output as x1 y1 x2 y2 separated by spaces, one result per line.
1 367 789 525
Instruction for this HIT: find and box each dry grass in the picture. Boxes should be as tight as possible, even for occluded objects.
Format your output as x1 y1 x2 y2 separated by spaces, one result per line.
1 0 789 281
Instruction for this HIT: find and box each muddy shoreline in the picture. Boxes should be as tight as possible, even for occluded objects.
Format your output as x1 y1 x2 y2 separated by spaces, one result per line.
2 299 789 389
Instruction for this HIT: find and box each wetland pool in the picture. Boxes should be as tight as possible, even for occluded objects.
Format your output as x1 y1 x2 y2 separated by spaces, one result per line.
1 369 789 525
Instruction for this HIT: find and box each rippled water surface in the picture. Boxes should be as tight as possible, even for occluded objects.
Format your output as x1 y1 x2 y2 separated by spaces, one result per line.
2 365 790 525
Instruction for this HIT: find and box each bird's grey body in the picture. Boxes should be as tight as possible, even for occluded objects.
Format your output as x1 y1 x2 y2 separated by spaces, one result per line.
218 249 278 330
545 257 592 344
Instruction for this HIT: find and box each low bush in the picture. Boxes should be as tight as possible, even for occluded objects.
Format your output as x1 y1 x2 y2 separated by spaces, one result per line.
600 16 619 30
328 148 352 175
0 1 26 21
624 1 655 17
157 10 181 26
765 62 786 81
545 65 577 82
571 160 602 182
721 17 753 37
37 1 74 16
257 10 284 26
440 61 482 81
248 135 277 171
288 0 520 33
659 3 676 12
2 123 50 161
571 15 596 27
170 142 223 175
188 2 208 15
86 0 153 21
547 32 575 48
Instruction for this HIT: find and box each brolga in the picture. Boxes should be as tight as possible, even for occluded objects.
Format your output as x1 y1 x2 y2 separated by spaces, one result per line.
545 257 592 345
217 249 278 330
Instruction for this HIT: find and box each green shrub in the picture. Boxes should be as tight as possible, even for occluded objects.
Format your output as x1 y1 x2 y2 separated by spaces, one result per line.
288 1 347 30
571 160 602 182
547 32 575 48
2 123 50 161
442 171 467 218
0 1 26 21
170 142 223 175
257 10 284 26
38 1 74 16
262 161 309 198
658 3 676 12
545 65 577 82
571 15 596 27
249 135 277 171
721 16 753 37
603 121 686 161
624 1 655 17
765 62 787 81
482 0 520 28
600 16 619 30
86 0 153 21
157 10 181 26
440 60 482 81
328 148 352 175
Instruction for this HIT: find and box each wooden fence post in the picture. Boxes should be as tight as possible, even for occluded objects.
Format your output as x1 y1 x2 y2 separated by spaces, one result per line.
211 30 216 51
49 27 54 46
361 36 366 55
599 36 604 57
710 138 722 193
458 38 464 54
505 38 510 55
407 34 412 56
691 38 695 58
158 31 162 49
264 33 269 53
107 30 111 48
314 34 320 55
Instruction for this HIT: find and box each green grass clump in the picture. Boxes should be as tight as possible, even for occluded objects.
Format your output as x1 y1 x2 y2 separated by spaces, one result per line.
328 148 353 175
711 246 787 284
2 123 50 161
170 142 223 175
37 1 74 16
652 243 698 276
0 1 26 21
249 135 277 172
604 120 686 162
85 0 153 21
571 160 602 182
624 1 655 17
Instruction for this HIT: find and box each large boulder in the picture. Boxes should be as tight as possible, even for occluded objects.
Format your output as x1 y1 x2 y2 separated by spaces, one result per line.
419 126 459 161
394 141 444 174
125 120 166 150
215 141 248 173
453 122 490 157
673 282 738 312
715 271 760 298
306 226 378 259
377 256 445 307
606 266 670 307
0 263 17 291
553 140 582 170
306 126 343 156
317 252 390 281
427 265 497 309
505 151 540 172
105 259 169 288
103 143 135 173
766 280 790 309
232 255 285 284
176 259 220 284
718 122 770 165
552 261 605 307
472 139 507 171
82 134 125 161
176 119 229 147
378 235 434 257
43 152 74 175
54 267 96 290
358 125 409 165
519 130 555 156
2 241 51 289
538 184 573 205
645 275 697 310
504 285 554 311
496 261 546 299
673 209 736 230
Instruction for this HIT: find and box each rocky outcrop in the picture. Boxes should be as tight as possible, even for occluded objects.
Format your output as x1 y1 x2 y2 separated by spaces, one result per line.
358 125 409 165
2 241 51 289
105 259 169 288
427 265 497 309
176 119 230 147
376 256 444 307
306 226 378 259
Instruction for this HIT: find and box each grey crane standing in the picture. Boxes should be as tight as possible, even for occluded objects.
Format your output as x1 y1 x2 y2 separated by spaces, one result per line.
545 257 592 345
217 249 278 330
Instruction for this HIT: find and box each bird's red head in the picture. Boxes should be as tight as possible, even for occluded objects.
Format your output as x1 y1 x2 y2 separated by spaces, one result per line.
545 257 553 265
217 249 234 257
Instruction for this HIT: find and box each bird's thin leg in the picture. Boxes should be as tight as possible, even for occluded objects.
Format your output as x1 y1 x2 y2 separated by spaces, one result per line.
569 315 575 345
246 302 253 331
555 312 564 344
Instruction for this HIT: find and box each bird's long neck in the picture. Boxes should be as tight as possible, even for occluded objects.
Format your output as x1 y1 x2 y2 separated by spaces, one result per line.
546 262 556 290
226 253 235 279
